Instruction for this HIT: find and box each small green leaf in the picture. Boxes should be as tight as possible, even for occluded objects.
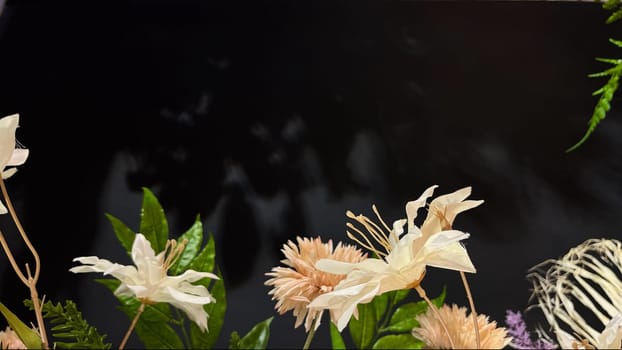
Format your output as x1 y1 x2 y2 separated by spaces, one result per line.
330 322 346 349
228 331 242 349
170 215 204 275
349 297 383 349
190 234 216 273
383 301 427 333
431 286 446 308
0 302 42 349
372 334 424 349
392 289 410 305
191 269 227 349
105 213 136 255
233 317 273 349
140 187 169 253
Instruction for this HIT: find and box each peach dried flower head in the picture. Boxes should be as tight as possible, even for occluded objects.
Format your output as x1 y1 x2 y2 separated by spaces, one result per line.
0 326 26 350
265 236 366 332
412 304 511 349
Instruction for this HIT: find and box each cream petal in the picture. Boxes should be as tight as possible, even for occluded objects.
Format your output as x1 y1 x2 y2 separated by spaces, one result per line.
7 149 28 166
0 200 7 215
405 185 437 232
390 219 407 246
163 284 215 305
169 269 219 283
0 115 18 170
597 313 622 348
2 168 17 179
423 241 476 273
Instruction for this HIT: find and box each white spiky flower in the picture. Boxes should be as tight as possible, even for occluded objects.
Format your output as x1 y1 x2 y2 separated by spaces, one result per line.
527 238 622 349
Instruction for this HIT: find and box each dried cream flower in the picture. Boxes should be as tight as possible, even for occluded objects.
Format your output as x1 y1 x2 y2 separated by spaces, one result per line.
527 238 622 349
412 304 511 349
265 236 366 331
0 114 29 214
308 185 482 331
0 326 26 349
70 233 218 332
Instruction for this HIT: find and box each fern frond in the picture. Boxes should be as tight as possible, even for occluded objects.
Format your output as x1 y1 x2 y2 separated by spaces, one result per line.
567 57 622 152
603 0 622 24
24 299 111 349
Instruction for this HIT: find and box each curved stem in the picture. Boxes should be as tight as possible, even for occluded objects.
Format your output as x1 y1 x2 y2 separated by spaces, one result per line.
0 178 48 348
0 177 40 281
0 231 28 284
120 302 146 350
302 317 318 350
460 271 480 349
415 285 455 349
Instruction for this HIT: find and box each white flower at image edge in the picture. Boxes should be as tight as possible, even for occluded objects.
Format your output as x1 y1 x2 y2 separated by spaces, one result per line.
70 234 219 332
0 113 29 214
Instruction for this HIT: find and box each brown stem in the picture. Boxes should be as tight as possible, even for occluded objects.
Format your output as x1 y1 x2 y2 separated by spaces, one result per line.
0 177 40 281
415 285 455 349
26 266 48 349
0 178 48 348
119 302 146 350
460 271 480 349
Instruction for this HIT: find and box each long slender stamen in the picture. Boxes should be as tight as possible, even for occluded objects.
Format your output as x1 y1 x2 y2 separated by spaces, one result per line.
346 210 392 255
373 204 400 245
162 238 188 273
346 226 386 258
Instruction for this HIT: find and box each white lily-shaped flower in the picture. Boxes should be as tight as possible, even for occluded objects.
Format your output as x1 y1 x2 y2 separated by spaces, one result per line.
0 114 29 214
70 233 219 332
308 185 483 331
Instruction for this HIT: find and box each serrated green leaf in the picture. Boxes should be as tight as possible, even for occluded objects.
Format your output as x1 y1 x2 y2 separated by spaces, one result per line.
191 269 227 349
349 298 382 349
170 215 204 275
0 302 42 349
190 234 216 273
105 213 136 255
330 322 346 349
140 187 169 253
235 316 273 349
372 334 424 349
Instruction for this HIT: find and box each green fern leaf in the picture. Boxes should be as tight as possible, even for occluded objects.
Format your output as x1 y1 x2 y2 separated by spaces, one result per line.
567 41 622 152
24 299 111 349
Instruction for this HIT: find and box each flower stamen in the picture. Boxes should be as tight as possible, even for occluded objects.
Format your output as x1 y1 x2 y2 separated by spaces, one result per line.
346 208 393 258
162 238 188 274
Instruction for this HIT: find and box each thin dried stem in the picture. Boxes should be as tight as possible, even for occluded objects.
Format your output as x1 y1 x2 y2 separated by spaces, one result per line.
119 302 146 350
415 285 456 349
460 271 481 349
0 177 48 348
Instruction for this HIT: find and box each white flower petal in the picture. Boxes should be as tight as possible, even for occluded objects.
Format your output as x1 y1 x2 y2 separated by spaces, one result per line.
0 200 7 215
405 185 437 232
2 168 17 179
8 149 28 166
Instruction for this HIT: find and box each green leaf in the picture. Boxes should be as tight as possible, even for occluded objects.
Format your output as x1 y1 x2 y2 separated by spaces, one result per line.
139 187 169 253
191 269 227 349
230 317 273 349
0 302 42 349
431 286 446 308
190 234 216 274
170 215 204 275
372 334 424 349
392 289 410 305
349 294 387 350
330 322 346 350
105 213 136 255
382 301 427 333
228 331 242 349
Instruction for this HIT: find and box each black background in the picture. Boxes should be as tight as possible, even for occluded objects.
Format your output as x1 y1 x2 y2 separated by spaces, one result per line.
1 0 622 348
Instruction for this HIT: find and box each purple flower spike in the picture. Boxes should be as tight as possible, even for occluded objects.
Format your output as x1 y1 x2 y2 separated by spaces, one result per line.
505 310 557 349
